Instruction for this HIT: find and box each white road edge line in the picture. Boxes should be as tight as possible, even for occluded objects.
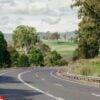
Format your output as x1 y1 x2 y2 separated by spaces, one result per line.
18 71 65 100
92 93 100 97
50 71 100 89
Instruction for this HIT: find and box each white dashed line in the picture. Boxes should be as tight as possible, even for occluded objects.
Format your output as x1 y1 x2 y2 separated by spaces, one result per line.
55 83 62 87
41 78 45 81
18 71 65 100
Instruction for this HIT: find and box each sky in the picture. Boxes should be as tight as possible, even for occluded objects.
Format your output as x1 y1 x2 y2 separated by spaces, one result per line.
0 0 79 33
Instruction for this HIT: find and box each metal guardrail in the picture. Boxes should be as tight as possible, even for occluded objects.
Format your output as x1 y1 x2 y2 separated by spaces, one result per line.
58 70 100 83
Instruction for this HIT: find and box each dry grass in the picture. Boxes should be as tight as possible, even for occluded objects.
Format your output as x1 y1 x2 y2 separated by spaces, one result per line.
71 58 100 76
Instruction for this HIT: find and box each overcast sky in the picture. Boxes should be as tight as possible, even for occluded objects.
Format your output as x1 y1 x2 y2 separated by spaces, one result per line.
0 0 79 33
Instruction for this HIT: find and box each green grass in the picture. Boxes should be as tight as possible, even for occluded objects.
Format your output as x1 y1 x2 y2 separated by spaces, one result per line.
43 40 77 57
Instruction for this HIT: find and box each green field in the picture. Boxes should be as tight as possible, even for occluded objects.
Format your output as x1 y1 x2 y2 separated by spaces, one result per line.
43 40 77 57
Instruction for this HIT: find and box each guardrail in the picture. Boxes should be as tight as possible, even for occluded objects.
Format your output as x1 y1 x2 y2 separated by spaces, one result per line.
57 70 100 84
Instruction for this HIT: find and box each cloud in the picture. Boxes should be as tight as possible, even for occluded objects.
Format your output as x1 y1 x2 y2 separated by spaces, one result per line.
0 1 28 14
42 15 62 25
0 16 9 25
0 0 79 33
0 0 15 5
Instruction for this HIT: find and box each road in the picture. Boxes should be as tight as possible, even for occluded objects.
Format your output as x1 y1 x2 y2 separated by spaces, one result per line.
0 68 100 100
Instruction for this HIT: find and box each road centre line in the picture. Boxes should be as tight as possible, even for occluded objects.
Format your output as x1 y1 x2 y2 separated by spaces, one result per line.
41 78 45 81
55 83 62 87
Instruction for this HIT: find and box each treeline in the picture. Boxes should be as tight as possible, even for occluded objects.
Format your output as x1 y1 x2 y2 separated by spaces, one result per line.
0 25 68 68
40 31 75 42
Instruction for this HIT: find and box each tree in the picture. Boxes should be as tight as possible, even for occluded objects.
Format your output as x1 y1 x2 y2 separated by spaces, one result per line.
45 31 51 40
78 34 99 58
7 45 19 66
63 33 67 40
72 0 100 58
13 25 40 54
50 32 60 40
28 48 44 66
0 31 11 67
35 43 51 56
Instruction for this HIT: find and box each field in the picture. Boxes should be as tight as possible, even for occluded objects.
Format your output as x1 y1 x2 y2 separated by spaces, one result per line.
43 40 77 57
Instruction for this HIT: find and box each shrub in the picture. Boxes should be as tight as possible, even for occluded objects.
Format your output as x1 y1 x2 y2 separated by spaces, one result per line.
28 48 44 66
54 59 68 66
51 51 61 61
44 51 67 66
17 54 30 67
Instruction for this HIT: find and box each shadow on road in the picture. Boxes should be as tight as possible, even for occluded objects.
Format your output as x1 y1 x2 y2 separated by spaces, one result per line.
0 75 43 100
0 76 33 84
0 88 42 100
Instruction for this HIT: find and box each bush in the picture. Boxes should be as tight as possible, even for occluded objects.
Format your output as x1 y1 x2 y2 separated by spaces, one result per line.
54 59 68 66
17 54 30 67
28 48 44 66
44 51 67 66
51 51 61 61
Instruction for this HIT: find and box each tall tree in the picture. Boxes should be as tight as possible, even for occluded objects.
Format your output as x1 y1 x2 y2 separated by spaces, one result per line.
72 0 100 58
0 31 11 67
13 25 40 54
63 33 67 41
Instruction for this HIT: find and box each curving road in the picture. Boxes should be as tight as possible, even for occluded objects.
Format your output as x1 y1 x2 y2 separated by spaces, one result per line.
0 68 100 100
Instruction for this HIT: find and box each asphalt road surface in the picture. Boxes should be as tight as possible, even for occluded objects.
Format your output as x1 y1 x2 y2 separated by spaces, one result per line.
0 68 100 100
